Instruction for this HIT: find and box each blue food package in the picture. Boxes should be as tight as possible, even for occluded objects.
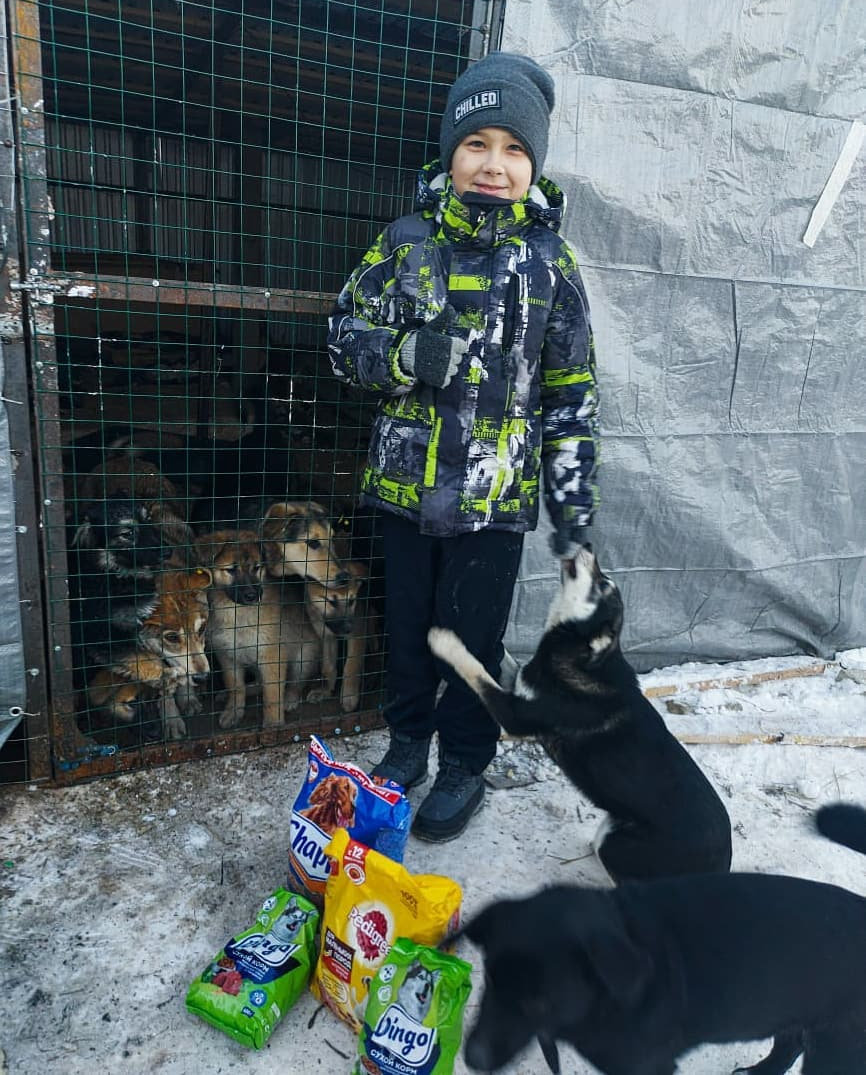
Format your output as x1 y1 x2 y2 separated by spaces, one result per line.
288 735 412 901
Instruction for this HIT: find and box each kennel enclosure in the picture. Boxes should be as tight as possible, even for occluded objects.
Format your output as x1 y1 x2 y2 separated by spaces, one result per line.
3 0 495 783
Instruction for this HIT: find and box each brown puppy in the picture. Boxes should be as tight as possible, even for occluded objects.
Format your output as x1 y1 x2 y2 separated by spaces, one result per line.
303 560 373 713
87 566 211 740
195 529 320 728
261 501 351 586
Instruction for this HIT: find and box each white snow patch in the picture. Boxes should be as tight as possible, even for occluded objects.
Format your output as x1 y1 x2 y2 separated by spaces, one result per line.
1 652 865 1073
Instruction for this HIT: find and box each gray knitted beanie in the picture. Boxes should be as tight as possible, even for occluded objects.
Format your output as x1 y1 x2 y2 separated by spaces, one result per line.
439 52 555 183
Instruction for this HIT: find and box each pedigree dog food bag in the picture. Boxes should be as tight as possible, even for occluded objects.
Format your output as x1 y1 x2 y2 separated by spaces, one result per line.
289 736 412 903
311 828 462 1031
354 937 472 1075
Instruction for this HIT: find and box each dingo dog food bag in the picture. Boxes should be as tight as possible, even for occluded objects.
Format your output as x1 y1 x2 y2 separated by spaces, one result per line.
311 828 462 1031
354 937 473 1075
185 887 319 1049
289 736 412 903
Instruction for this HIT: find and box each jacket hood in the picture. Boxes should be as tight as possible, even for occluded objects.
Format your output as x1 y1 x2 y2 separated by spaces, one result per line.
414 159 565 246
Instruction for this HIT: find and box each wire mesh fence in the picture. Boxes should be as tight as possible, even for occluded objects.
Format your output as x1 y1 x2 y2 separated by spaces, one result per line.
3 0 484 783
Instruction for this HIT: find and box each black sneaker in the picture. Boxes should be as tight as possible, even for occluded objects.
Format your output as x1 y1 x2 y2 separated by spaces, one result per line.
371 732 431 790
411 756 485 843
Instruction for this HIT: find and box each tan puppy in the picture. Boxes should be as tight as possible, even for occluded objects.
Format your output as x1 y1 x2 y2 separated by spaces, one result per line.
261 501 350 586
195 529 320 728
303 560 373 713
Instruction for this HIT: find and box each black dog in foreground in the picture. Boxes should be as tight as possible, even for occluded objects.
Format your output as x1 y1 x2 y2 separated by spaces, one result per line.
450 803 866 1075
428 545 731 882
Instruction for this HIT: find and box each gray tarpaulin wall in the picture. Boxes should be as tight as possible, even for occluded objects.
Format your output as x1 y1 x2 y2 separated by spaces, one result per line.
0 340 25 750
503 1 866 672
0 12 27 748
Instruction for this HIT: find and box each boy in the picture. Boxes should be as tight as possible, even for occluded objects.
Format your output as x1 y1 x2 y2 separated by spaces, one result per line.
328 52 599 841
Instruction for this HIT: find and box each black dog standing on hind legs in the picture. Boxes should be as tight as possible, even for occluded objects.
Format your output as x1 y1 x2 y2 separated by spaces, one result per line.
429 544 732 882
447 803 866 1075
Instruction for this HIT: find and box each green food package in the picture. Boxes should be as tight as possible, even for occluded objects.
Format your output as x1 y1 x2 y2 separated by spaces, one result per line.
354 936 472 1075
186 887 319 1049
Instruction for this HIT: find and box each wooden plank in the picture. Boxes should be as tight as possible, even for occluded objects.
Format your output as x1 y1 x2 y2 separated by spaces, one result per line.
51 272 336 313
677 732 866 749
643 661 830 699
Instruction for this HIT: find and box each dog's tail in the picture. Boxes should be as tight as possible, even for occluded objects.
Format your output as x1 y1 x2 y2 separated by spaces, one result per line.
815 803 866 856
428 627 516 729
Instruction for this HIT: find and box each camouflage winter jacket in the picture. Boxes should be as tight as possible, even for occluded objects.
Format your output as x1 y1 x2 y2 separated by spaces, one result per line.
328 162 599 537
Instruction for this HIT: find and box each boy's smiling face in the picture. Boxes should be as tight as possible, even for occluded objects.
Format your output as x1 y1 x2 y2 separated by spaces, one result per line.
449 126 533 202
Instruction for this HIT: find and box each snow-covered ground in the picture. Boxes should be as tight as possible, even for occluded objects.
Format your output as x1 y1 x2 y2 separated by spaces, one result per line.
2 649 866 1074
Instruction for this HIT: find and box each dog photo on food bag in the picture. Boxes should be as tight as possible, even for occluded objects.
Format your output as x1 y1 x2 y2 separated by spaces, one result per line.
453 802 866 1075
397 961 441 1024
429 544 731 882
299 773 358 835
255 894 315 948
222 895 316 970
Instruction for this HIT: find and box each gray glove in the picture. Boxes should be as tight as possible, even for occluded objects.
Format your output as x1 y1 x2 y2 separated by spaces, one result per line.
550 523 592 560
399 304 468 388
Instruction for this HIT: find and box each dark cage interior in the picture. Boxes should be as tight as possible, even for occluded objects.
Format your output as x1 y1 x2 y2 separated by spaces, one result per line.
10 0 478 781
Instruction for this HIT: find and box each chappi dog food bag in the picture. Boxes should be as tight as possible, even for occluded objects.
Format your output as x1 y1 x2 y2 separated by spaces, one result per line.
354 937 473 1075
288 736 412 902
312 828 462 1031
186 887 319 1049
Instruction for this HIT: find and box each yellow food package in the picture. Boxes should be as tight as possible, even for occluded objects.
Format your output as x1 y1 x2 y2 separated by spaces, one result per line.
311 828 462 1031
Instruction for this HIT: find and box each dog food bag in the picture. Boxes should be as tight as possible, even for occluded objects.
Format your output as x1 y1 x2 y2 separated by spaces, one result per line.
185 887 319 1050
354 937 473 1075
288 735 412 902
311 828 463 1032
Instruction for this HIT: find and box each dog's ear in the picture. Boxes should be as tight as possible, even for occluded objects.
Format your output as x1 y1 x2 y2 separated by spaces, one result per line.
262 503 306 542
445 901 507 950
193 535 223 566
537 1034 561 1074
581 925 653 1007
72 519 95 549
151 510 193 548
591 588 624 665
262 502 292 536
191 567 213 589
264 500 328 523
